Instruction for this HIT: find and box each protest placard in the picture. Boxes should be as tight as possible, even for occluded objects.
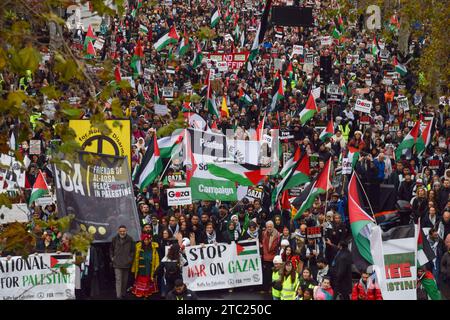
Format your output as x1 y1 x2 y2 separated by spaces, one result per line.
354 99 372 113
167 187 192 206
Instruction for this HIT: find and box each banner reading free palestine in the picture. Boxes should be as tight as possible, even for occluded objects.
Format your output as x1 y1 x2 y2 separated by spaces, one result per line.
182 240 262 291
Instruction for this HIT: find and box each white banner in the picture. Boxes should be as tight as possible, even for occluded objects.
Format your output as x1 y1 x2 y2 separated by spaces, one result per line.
154 104 169 116
370 225 417 300
183 240 262 291
354 99 372 113
0 203 30 224
167 187 192 206
0 253 76 300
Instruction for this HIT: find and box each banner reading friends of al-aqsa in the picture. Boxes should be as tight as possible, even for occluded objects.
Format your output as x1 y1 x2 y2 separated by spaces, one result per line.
0 253 75 300
182 240 262 291
53 152 141 243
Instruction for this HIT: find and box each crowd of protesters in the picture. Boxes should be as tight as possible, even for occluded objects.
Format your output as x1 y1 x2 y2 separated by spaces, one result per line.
0 0 449 300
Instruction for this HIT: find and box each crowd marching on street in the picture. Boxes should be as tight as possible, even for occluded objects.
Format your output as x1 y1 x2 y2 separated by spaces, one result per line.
0 0 449 301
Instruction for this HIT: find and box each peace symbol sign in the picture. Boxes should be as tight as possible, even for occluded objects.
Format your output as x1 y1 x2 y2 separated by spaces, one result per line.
79 135 121 168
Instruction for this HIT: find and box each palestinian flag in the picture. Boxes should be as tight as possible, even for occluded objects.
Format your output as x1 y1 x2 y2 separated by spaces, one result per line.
280 147 301 178
139 24 149 34
133 137 163 192
182 101 192 116
192 41 204 69
285 62 293 81
238 87 252 106
211 120 219 131
50 254 73 268
270 72 284 112
418 270 442 300
393 56 407 77
247 0 273 71
281 190 291 210
299 93 318 125
293 158 332 219
319 118 334 141
208 163 270 186
29 170 49 205
85 40 96 59
348 146 360 168
236 241 258 256
178 31 190 56
84 25 96 49
158 131 184 159
372 35 379 57
271 152 310 205
255 117 265 142
153 25 180 52
348 172 376 265
339 76 347 95
395 120 420 160
416 119 432 156
416 219 436 267
114 64 122 83
206 71 219 117
153 82 160 103
130 41 144 77
332 27 342 39
211 7 221 28
221 96 230 118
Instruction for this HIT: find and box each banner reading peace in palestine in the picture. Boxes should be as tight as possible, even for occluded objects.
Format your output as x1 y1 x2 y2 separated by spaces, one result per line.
69 120 131 169
53 152 141 243
182 240 263 291
0 253 75 300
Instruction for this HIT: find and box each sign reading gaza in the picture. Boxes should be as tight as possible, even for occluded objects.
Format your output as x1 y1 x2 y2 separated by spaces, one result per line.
0 253 75 300
183 240 262 291
53 152 141 243
167 187 192 206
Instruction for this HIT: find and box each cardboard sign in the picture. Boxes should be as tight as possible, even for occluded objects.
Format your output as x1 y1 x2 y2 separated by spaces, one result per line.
307 226 322 239
428 159 441 170
279 130 294 142
207 52 250 72
305 53 314 64
274 58 283 71
354 99 372 113
321 36 332 46
154 104 169 115
162 87 174 98
217 61 228 72
246 186 264 201
144 68 152 80
167 187 192 206
292 45 304 56
342 158 352 174
93 37 105 50
346 54 360 65
29 140 41 155
397 96 409 111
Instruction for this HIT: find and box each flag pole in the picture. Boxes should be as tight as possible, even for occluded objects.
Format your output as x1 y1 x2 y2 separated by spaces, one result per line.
158 151 175 182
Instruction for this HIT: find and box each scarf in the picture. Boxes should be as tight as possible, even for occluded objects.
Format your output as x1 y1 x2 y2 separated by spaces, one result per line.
169 223 179 236
206 231 216 244
247 228 259 239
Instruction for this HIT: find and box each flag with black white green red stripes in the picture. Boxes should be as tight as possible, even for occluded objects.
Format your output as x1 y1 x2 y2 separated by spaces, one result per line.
236 240 259 256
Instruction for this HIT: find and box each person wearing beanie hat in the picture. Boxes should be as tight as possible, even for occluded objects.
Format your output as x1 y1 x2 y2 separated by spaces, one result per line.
130 230 160 299
271 255 283 300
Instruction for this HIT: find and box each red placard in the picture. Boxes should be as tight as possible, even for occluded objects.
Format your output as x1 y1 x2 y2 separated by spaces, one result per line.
207 51 250 71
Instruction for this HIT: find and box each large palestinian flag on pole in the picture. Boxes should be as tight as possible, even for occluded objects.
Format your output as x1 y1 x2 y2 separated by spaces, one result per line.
299 93 318 125
292 158 331 220
348 172 377 265
395 120 420 160
29 170 49 205
416 119 433 156
270 72 284 112
271 153 310 206
153 25 180 51
280 147 301 178
158 131 184 159
133 137 163 192
247 0 272 71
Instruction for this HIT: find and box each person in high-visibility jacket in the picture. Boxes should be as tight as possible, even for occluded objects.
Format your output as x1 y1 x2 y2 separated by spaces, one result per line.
338 121 351 143
280 260 299 300
271 255 283 300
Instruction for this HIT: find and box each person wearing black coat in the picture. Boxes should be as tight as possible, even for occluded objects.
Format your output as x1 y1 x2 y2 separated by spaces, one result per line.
330 241 353 300
411 192 429 222
166 279 198 300
398 174 415 202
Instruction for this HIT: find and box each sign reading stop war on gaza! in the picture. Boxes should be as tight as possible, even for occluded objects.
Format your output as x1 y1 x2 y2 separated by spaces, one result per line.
69 120 131 169
53 152 141 243
0 253 75 300
167 187 192 206
183 240 263 291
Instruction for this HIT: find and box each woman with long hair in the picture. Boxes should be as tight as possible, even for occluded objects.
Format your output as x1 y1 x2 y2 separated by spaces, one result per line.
298 267 318 297
313 276 334 300
156 243 186 299
279 261 299 300
282 245 302 274
131 234 160 298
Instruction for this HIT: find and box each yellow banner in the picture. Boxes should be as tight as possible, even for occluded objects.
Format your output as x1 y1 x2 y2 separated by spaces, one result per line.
69 120 131 168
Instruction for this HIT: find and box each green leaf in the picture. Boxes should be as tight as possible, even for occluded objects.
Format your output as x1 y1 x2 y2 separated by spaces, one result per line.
40 86 62 100
62 107 82 118
18 46 41 73
111 98 123 118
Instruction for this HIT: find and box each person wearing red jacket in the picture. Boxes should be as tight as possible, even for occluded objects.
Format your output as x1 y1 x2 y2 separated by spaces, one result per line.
261 221 281 293
351 270 382 300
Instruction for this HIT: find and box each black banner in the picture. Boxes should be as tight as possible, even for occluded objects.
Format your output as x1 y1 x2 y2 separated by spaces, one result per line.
53 152 141 243
279 130 294 142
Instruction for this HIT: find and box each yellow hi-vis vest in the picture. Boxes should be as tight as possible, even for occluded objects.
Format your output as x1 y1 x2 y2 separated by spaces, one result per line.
339 124 351 142
280 274 299 300
272 270 281 298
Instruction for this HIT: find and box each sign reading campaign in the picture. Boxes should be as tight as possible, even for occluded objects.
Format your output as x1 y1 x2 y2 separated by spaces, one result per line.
167 187 192 206
69 120 131 168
